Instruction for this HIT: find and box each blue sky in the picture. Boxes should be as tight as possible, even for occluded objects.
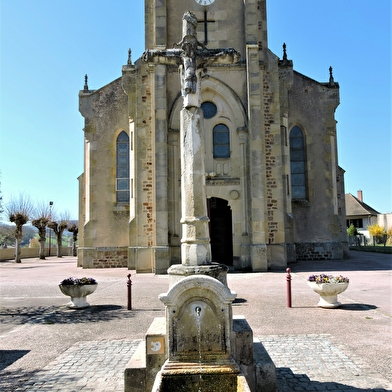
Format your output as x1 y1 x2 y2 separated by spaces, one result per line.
1 0 391 221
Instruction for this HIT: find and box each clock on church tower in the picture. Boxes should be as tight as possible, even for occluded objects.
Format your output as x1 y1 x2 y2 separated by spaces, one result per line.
194 0 215 4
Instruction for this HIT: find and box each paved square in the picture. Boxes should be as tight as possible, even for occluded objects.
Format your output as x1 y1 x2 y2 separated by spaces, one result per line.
10 336 391 391
1 252 391 391
258 335 388 391
13 340 140 392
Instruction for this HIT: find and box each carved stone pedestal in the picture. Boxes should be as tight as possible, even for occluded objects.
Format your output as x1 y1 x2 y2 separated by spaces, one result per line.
124 275 276 392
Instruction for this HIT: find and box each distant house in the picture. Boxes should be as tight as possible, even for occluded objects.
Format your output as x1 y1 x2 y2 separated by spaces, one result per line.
345 191 379 230
345 190 384 245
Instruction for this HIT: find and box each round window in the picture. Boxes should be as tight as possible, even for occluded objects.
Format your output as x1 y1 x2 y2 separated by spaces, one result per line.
201 101 217 119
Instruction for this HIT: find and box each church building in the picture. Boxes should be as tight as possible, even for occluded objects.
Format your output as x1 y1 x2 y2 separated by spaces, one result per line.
78 0 348 272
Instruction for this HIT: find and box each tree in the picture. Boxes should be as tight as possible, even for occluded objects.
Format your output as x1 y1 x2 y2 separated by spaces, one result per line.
0 224 15 248
31 202 52 259
67 222 78 257
29 237 40 248
4 194 34 263
0 170 4 215
368 223 387 246
347 223 361 246
347 224 358 237
20 226 37 246
48 212 69 257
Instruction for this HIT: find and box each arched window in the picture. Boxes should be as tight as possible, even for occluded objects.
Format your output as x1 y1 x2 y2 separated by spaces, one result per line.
213 123 230 158
116 131 129 203
289 126 307 199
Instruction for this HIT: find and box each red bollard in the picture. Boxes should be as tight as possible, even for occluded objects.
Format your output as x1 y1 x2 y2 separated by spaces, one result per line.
286 268 292 308
127 274 132 310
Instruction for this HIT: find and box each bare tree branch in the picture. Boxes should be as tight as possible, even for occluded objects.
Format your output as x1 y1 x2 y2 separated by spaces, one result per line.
31 200 52 259
5 194 34 263
67 222 79 257
48 211 70 258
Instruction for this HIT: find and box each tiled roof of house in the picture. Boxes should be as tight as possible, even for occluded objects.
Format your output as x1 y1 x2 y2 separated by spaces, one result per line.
345 193 380 216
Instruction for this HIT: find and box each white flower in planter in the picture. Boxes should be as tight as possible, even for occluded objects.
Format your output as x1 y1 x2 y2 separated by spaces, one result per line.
308 274 349 308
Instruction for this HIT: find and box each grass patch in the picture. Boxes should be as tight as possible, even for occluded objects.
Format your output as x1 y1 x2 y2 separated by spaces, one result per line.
349 246 392 254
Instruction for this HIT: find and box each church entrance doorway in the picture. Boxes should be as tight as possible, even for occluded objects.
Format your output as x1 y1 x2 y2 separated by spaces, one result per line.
207 197 233 265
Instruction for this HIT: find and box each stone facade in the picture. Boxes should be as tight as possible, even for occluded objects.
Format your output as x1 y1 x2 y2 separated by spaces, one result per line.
78 0 348 272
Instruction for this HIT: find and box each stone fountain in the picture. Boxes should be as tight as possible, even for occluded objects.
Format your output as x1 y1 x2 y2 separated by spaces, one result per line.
124 12 276 392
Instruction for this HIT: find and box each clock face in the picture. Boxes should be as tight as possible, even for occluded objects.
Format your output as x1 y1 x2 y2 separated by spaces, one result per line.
195 0 215 5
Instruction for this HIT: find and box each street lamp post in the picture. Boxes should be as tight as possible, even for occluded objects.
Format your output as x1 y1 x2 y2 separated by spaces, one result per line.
48 201 53 256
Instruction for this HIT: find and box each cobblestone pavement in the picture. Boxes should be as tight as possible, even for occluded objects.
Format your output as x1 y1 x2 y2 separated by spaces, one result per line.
2 333 390 391
258 335 391 391
11 340 140 392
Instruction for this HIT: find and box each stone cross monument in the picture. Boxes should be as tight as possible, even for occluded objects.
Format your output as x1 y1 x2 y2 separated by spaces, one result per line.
125 14 276 392
143 11 240 285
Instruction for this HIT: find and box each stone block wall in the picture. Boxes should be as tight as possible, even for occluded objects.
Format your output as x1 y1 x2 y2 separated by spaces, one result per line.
86 247 128 268
0 247 72 261
295 241 343 261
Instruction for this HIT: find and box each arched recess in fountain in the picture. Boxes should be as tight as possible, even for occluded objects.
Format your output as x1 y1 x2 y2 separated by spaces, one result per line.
159 274 237 363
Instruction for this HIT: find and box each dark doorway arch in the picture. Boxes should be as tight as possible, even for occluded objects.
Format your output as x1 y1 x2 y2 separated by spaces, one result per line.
207 197 233 265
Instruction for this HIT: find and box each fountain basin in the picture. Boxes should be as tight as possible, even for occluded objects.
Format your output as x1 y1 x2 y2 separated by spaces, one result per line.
152 360 249 392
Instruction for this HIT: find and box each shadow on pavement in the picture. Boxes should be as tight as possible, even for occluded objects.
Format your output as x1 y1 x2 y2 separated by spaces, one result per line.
0 350 30 371
0 304 145 325
339 303 377 311
0 368 39 392
233 297 247 304
277 367 389 391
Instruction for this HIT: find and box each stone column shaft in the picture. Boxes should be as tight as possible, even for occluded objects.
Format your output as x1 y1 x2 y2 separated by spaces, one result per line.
180 107 211 266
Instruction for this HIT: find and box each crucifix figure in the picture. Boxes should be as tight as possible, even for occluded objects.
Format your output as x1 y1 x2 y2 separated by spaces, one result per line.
174 11 206 105
143 11 240 271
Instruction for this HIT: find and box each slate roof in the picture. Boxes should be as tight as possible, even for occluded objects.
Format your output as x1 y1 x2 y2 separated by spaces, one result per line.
345 193 380 217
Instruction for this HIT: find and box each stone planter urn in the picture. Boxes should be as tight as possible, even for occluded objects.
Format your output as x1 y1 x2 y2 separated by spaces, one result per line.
59 277 97 308
307 274 349 308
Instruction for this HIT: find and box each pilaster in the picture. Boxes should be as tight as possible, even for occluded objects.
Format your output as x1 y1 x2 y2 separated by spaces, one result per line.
145 0 167 48
244 0 268 50
246 44 267 244
154 64 169 247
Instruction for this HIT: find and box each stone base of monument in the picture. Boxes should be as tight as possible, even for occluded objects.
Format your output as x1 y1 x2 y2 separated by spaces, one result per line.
124 317 276 392
167 263 229 287
124 274 276 392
